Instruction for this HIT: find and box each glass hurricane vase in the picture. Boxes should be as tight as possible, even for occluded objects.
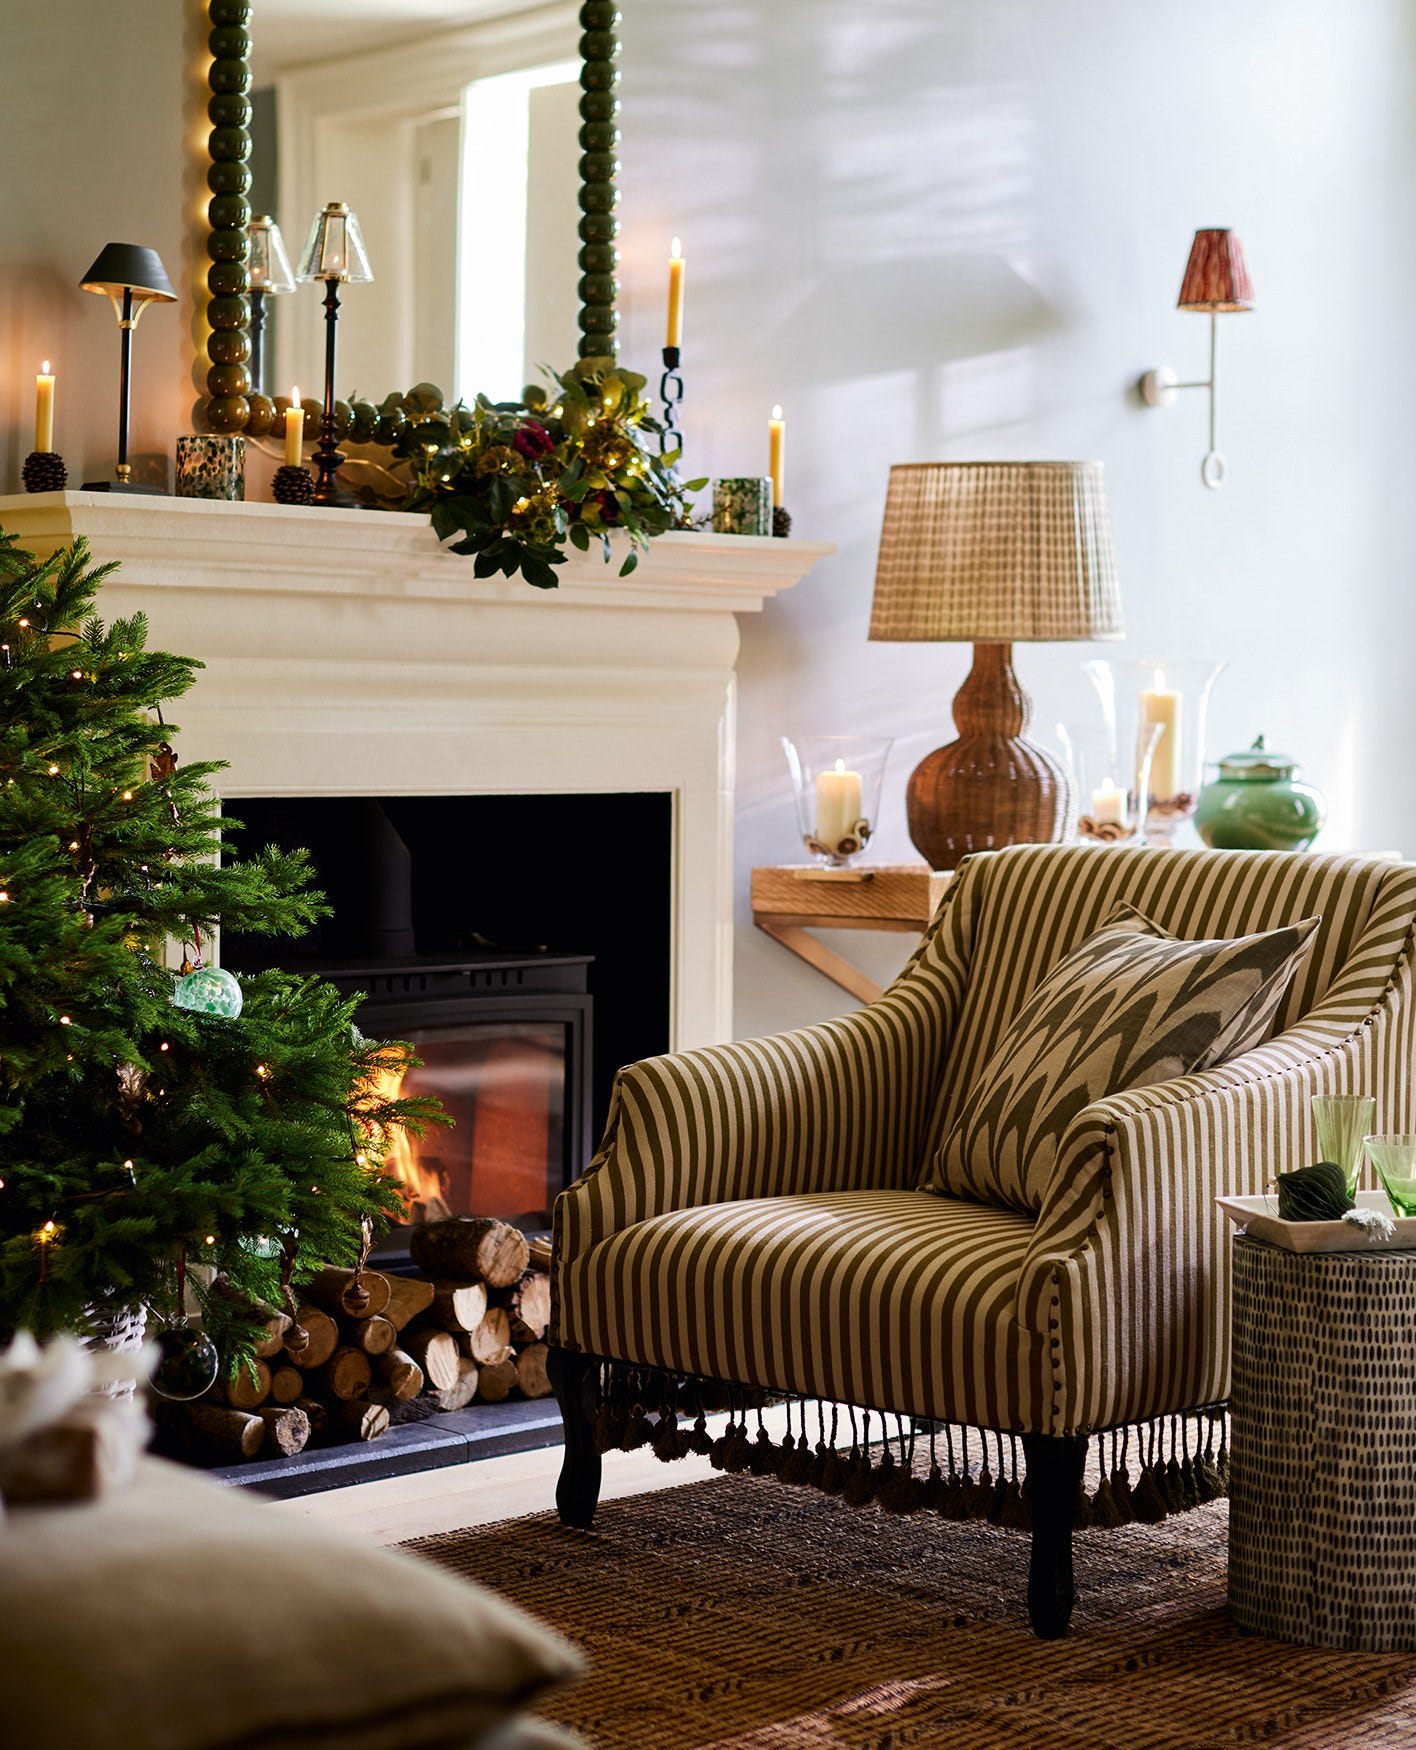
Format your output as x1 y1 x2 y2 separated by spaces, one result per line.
1056 720 1163 846
1085 658 1226 839
782 735 893 867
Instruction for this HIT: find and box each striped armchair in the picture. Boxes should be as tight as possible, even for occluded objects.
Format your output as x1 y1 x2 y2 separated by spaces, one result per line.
548 846 1416 1635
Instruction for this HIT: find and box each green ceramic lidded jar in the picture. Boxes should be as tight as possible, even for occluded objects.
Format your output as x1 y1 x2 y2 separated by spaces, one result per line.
1195 736 1326 851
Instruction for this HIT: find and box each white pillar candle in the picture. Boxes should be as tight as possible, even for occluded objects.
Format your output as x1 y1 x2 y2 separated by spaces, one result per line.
35 361 55 453
1090 778 1126 825
284 387 305 468
815 759 863 847
1140 669 1183 799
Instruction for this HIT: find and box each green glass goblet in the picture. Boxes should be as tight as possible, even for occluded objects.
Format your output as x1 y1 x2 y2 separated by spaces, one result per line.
1365 1134 1416 1217
1312 1094 1376 1195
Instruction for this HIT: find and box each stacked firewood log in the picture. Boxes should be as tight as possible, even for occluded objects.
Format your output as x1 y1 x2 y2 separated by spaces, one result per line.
162 1219 555 1463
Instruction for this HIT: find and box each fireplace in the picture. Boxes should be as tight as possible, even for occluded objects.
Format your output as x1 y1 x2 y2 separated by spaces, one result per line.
313 950 591 1261
221 790 668 1254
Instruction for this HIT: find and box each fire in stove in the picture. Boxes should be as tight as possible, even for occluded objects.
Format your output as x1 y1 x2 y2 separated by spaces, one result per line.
371 1023 567 1235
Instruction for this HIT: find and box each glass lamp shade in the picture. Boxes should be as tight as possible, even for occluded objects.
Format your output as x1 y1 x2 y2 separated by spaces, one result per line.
248 216 295 293
79 242 176 311
297 202 373 284
1177 229 1254 313
782 735 893 867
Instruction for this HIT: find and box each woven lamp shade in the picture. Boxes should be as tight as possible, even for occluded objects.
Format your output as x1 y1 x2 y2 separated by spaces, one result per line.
1177 229 1254 313
869 461 1122 645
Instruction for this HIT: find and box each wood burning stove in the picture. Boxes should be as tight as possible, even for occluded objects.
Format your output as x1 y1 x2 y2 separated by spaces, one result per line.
316 951 592 1262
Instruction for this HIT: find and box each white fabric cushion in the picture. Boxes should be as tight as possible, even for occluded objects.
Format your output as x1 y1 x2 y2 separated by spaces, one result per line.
0 1457 583 1749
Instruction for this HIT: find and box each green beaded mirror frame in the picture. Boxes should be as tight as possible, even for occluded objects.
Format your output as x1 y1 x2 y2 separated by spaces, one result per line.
199 0 621 438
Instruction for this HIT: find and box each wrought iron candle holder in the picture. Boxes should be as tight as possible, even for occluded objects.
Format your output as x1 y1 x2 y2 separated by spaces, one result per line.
659 346 683 457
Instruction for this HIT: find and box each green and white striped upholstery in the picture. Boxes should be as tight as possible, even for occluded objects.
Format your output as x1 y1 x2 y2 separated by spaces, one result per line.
553 848 1416 1437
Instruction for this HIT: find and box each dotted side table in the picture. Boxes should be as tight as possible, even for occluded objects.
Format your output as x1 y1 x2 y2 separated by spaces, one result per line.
1229 1234 1416 1650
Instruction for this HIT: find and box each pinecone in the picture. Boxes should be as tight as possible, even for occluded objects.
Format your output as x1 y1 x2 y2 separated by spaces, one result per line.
772 504 792 538
22 451 67 493
272 464 314 505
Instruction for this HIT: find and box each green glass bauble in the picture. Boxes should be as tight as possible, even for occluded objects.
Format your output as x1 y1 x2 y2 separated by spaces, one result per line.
349 399 378 442
172 964 244 1019
208 0 252 26
151 1322 221 1402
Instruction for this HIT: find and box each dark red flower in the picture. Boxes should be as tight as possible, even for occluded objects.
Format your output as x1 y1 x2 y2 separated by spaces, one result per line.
513 419 555 460
588 488 621 524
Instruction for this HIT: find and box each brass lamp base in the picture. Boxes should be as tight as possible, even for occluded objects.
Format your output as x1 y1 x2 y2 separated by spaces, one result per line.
907 642 1069 871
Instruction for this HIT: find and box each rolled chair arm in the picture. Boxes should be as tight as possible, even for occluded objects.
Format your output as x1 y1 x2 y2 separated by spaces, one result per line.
1018 920 1416 1435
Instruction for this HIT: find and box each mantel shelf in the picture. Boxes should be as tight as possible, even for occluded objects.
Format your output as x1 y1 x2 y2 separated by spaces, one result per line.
0 492 833 617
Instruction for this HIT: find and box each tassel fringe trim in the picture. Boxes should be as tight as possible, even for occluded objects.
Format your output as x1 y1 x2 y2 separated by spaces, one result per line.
586 1365 1228 1534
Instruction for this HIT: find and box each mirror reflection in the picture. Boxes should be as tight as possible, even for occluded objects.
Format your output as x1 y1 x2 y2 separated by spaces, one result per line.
251 1 582 406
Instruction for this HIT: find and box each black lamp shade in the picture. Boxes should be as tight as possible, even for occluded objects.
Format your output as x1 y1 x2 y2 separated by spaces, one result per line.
79 243 176 304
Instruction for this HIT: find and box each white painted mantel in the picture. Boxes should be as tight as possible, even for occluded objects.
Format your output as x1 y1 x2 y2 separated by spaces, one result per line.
0 493 832 1049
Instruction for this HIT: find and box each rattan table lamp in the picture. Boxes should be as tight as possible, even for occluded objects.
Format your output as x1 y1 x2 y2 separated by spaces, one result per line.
869 460 1122 870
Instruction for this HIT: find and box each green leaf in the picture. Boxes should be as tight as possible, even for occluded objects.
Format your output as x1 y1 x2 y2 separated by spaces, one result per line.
619 551 639 577
568 522 591 551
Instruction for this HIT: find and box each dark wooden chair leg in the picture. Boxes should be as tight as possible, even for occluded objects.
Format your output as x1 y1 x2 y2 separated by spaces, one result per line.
1022 1432 1088 1639
547 1346 602 1529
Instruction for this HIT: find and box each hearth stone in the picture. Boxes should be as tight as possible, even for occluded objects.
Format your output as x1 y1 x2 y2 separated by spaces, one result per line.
212 1398 563 1499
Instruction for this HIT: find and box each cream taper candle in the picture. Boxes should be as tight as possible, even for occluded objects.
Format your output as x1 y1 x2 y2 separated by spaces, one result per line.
35 362 55 453
284 388 305 468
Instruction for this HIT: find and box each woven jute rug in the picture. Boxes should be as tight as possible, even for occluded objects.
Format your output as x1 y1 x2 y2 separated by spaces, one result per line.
404 1475 1416 1749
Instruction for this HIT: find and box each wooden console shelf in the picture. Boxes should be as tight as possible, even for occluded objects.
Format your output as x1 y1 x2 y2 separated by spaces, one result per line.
750 864 951 1004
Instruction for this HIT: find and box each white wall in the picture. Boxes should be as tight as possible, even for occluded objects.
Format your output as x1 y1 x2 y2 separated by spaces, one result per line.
0 0 199 488
616 0 1416 1040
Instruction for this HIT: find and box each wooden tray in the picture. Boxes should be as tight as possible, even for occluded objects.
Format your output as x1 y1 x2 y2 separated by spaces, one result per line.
1218 1190 1416 1253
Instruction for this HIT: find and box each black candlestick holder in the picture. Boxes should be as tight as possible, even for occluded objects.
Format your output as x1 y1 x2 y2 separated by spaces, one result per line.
659 345 684 458
311 281 357 508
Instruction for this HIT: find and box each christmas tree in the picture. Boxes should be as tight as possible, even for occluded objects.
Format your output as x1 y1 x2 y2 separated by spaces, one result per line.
0 530 442 1371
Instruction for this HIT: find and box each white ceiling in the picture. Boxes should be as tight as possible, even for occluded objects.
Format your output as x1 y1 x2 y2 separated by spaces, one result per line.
250 0 538 80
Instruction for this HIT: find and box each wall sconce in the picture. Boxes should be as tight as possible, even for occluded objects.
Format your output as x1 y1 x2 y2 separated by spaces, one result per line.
1139 228 1254 490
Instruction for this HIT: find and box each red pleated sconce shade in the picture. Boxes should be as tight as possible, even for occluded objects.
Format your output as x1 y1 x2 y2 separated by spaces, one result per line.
1177 229 1254 312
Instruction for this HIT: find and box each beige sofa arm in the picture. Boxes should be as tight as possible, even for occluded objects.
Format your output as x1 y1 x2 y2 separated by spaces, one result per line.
554 877 978 1265
1016 938 1416 1436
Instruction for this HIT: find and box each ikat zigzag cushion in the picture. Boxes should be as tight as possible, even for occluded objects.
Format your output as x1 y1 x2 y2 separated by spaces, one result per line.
925 903 1319 1213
